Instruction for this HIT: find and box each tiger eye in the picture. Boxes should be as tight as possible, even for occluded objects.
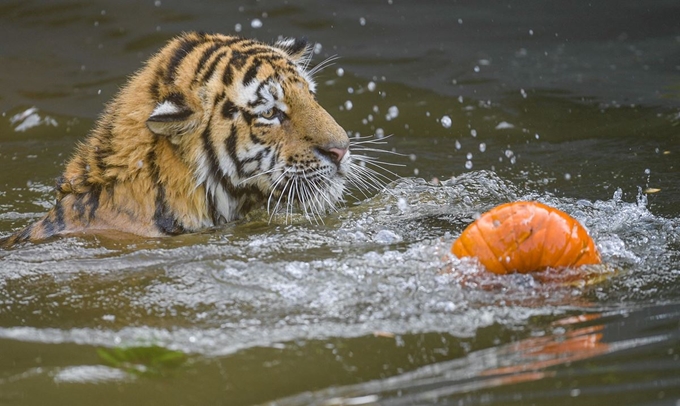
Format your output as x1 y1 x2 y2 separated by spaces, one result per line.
260 109 276 119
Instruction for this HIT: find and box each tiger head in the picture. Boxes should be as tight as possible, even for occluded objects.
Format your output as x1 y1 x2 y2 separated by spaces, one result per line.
136 33 351 225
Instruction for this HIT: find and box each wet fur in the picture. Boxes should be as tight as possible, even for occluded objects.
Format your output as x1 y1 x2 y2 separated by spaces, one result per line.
2 32 352 248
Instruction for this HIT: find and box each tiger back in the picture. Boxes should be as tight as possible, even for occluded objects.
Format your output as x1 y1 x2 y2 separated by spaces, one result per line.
2 32 352 247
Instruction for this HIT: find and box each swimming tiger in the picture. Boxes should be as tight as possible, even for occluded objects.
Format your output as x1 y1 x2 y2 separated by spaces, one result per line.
1 32 383 248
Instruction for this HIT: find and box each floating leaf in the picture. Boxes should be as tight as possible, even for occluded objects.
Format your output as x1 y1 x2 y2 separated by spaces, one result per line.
97 345 188 378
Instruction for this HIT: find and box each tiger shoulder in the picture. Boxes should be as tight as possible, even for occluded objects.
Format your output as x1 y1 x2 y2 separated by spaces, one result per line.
2 32 360 248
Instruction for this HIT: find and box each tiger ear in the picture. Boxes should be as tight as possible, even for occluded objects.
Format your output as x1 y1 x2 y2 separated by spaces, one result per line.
146 96 195 138
274 37 310 62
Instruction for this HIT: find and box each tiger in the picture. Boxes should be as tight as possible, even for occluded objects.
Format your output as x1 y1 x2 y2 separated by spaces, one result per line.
1 32 380 248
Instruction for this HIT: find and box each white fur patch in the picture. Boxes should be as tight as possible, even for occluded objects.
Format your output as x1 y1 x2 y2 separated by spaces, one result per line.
275 37 297 49
296 66 317 94
150 100 182 118
235 79 289 123
233 80 261 107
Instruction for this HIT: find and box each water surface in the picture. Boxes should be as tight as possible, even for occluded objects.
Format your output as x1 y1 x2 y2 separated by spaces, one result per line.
1 1 679 405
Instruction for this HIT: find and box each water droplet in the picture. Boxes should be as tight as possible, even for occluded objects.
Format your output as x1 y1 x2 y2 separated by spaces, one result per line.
387 106 399 120
344 100 353 110
529 29 534 36
359 17 366 26
470 129 477 137
367 81 376 92
495 121 515 130
479 143 486 152
455 140 461 150
441 115 452 128
375 128 384 138
465 160 473 169
251 18 263 28
336 67 344 77
397 198 408 212
234 23 242 32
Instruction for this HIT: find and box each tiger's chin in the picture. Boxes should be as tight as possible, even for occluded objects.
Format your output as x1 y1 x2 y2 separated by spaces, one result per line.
257 164 348 224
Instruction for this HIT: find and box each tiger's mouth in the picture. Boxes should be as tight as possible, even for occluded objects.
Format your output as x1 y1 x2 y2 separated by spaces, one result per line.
262 158 349 222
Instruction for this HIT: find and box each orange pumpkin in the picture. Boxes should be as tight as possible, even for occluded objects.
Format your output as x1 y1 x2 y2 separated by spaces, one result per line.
451 201 600 274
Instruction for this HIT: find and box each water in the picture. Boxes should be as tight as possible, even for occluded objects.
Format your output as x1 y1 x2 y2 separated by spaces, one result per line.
1 1 679 405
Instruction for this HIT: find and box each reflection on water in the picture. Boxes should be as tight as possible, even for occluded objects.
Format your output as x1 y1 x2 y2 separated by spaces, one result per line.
272 306 680 405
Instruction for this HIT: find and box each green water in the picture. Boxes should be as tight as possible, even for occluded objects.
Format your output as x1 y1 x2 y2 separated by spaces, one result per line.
1 1 679 405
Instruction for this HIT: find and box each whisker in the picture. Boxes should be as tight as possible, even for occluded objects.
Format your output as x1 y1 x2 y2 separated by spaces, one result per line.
303 182 324 225
344 176 374 199
301 45 316 71
350 147 408 157
352 158 402 179
351 155 407 167
349 162 395 190
348 167 388 192
300 186 315 224
308 55 340 77
267 168 291 212
349 133 398 143
262 129 401 223
286 176 297 223
238 166 281 185
269 171 293 223
300 176 324 225
301 173 325 224
309 176 338 213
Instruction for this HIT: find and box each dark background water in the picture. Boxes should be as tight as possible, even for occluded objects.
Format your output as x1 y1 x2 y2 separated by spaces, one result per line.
1 1 679 405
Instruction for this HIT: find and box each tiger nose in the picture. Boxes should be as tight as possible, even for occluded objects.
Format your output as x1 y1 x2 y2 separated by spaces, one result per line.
328 147 348 163
317 145 349 165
